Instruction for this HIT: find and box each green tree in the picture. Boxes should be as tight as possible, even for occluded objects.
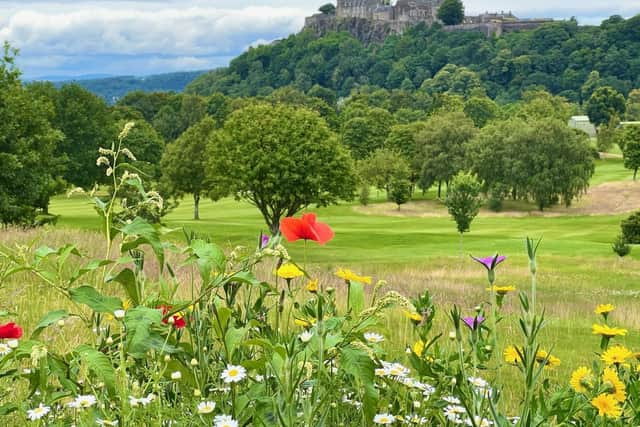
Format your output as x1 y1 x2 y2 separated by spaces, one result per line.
626 89 640 121
206 103 356 233
0 42 63 224
586 86 626 127
54 84 115 188
389 177 412 210
464 96 499 128
416 112 476 198
623 138 640 180
358 149 411 196
161 117 216 219
319 3 336 14
444 172 482 255
437 0 465 25
341 107 395 159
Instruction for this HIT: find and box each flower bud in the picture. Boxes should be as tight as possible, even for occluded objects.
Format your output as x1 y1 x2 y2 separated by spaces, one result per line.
57 319 65 327
106 337 114 345
190 358 199 366
164 355 171 362
171 371 182 380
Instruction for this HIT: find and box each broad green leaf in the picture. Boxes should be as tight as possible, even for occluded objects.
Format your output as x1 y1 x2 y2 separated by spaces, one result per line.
190 239 225 284
70 286 121 314
31 310 68 339
225 326 248 359
107 268 139 305
339 345 378 422
120 218 164 267
124 306 169 358
230 270 262 287
75 344 117 396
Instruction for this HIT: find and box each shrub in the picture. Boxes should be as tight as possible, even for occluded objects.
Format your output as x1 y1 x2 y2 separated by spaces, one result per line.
621 211 640 244
358 185 370 206
612 234 631 257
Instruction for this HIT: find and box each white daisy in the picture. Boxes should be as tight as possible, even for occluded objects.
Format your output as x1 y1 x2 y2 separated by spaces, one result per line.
214 414 238 427
468 376 489 389
197 401 216 414
364 332 385 344
443 396 461 404
113 310 126 320
373 413 396 424
0 343 11 356
69 394 97 409
299 331 313 343
96 419 119 426
221 364 247 383
26 403 50 421
466 416 493 427
444 405 467 423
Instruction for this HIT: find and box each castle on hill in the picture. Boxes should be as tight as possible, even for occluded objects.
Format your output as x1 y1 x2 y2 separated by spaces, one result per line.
305 1 554 41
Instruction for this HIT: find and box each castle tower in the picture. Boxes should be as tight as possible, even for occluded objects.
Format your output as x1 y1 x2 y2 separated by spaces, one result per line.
337 0 386 20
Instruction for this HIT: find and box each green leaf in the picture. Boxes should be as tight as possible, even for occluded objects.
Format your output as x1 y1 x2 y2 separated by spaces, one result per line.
348 281 365 315
107 268 139 305
0 403 18 416
225 327 248 360
230 270 262 287
124 306 169 358
75 344 117 396
339 345 378 422
31 310 68 339
70 286 121 314
190 239 225 284
120 217 165 267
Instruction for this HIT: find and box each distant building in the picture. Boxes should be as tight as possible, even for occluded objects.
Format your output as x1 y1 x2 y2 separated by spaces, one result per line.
568 116 597 137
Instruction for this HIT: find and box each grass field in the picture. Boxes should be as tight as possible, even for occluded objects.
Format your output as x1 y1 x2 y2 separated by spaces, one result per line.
3 156 640 412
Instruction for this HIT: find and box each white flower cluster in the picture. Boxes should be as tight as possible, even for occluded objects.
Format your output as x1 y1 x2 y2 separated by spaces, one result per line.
129 393 156 407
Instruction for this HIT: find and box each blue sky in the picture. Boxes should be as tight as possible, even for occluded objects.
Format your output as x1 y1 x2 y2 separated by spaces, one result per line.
1 0 638 79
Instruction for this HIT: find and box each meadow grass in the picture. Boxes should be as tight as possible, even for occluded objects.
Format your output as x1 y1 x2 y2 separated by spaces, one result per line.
4 156 640 414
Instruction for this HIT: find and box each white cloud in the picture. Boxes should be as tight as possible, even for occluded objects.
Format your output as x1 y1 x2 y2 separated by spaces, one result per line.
1 0 639 78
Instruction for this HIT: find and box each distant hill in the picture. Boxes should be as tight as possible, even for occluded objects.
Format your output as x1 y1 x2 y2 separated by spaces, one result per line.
49 71 208 104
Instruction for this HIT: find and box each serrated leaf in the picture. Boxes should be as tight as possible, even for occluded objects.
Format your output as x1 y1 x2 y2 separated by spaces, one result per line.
75 344 116 395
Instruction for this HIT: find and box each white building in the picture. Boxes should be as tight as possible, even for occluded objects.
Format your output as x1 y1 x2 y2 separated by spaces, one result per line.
568 116 596 137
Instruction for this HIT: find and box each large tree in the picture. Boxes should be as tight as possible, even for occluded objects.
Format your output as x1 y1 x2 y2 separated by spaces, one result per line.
161 117 216 219
206 103 356 234
0 43 62 224
437 0 465 25
416 112 477 198
586 86 626 127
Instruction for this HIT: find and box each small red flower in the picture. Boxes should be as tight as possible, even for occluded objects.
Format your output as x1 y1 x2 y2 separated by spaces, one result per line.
0 322 23 339
158 306 186 329
280 213 334 245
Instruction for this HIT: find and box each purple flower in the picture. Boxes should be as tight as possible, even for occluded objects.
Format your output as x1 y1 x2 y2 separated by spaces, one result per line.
260 233 270 249
471 255 506 271
462 316 485 330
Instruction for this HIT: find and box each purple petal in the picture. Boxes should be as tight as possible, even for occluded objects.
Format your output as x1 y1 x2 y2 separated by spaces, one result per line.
471 254 506 271
462 316 485 330
260 234 270 249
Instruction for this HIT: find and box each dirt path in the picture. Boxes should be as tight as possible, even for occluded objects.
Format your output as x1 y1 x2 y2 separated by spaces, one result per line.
354 180 640 218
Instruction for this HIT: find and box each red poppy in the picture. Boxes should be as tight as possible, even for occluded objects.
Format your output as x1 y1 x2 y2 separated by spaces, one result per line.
280 213 334 245
158 306 186 329
0 322 23 339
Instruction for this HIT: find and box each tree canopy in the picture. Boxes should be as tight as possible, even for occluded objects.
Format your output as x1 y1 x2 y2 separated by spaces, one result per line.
206 102 356 233
437 0 465 26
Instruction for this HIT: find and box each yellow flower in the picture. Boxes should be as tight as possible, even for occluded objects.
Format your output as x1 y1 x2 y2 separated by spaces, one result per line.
306 279 319 293
595 304 615 315
602 367 626 402
570 367 593 394
122 299 132 310
293 318 316 328
535 350 560 368
277 263 304 280
403 310 423 323
591 393 622 418
503 345 523 365
412 341 424 357
486 285 516 296
335 268 372 285
592 324 627 338
601 345 633 366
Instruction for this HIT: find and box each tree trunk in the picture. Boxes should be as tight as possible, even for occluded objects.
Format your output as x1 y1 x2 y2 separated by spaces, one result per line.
193 193 200 220
437 181 442 199
635 168 638 181
269 221 280 236
459 232 463 260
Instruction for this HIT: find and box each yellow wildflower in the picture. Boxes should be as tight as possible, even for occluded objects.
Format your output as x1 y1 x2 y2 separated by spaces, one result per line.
403 310 422 323
591 393 622 418
503 345 523 365
592 324 627 338
601 345 633 366
306 279 319 293
293 318 316 328
535 350 560 368
335 268 372 285
276 263 304 280
570 367 593 394
412 341 424 357
595 304 615 315
602 367 626 402
486 285 516 296
122 299 132 310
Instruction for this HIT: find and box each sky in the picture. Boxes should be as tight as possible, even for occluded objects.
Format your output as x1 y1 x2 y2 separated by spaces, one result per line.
1 0 638 79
